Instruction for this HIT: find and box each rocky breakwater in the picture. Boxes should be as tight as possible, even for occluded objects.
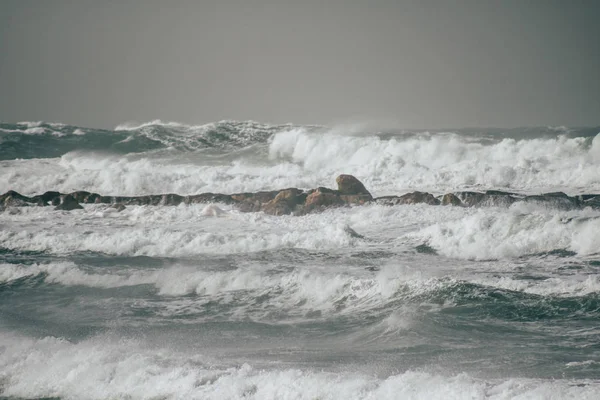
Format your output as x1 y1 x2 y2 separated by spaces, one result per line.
1 174 600 214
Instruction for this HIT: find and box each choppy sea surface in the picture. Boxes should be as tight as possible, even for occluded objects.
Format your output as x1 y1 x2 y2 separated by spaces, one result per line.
1 120 600 399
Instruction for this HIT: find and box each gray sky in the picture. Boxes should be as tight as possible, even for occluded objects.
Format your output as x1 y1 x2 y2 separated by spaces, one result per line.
1 0 599 129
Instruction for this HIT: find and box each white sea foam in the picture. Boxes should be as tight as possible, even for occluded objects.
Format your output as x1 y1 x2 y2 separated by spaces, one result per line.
0 262 156 288
1 127 599 196
0 219 359 256
114 119 187 131
0 332 598 400
413 206 600 260
0 260 438 306
268 128 600 195
2 201 599 262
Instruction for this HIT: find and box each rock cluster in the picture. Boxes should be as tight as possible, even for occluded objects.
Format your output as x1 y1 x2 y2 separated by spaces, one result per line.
1 174 599 215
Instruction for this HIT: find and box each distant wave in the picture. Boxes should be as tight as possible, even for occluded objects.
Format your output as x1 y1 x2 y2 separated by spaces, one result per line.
1 120 599 196
0 120 305 160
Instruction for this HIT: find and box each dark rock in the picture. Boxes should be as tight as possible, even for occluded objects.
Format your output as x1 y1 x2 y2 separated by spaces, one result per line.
578 194 600 202
305 186 338 195
54 194 83 211
582 196 600 209
378 191 440 206
237 201 263 213
69 191 92 203
339 194 372 205
403 192 440 205
122 196 150 206
336 174 372 199
231 190 279 213
523 194 580 210
95 196 113 204
541 192 570 198
261 188 306 216
373 196 402 206
415 243 437 255
70 191 105 204
303 187 344 213
162 194 184 206
343 226 365 239
231 191 279 204
485 190 517 196
112 196 136 205
186 193 235 205
30 191 61 206
82 193 102 204
1 190 33 207
441 193 462 206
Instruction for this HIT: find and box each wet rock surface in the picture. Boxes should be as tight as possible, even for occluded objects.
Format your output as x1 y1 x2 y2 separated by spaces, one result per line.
2 174 600 215
54 194 84 211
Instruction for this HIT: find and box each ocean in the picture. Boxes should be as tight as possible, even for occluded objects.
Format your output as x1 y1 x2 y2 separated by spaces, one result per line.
1 120 600 399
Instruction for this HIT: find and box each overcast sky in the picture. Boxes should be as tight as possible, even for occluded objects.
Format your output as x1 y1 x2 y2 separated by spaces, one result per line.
1 0 599 129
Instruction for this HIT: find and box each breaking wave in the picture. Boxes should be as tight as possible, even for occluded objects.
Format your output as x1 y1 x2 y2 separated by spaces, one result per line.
1 120 599 196
2 332 598 400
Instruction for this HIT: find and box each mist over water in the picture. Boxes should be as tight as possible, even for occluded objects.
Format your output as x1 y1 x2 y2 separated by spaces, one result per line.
1 120 600 399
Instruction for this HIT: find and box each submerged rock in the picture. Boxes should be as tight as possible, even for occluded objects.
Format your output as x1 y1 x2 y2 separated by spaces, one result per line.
54 194 84 211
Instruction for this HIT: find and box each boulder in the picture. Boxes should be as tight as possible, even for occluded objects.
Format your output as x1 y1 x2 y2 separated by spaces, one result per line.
54 194 83 211
336 175 372 199
303 187 344 213
261 188 306 216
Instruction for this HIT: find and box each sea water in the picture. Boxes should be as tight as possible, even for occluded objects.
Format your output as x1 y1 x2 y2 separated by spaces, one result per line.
1 120 600 399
